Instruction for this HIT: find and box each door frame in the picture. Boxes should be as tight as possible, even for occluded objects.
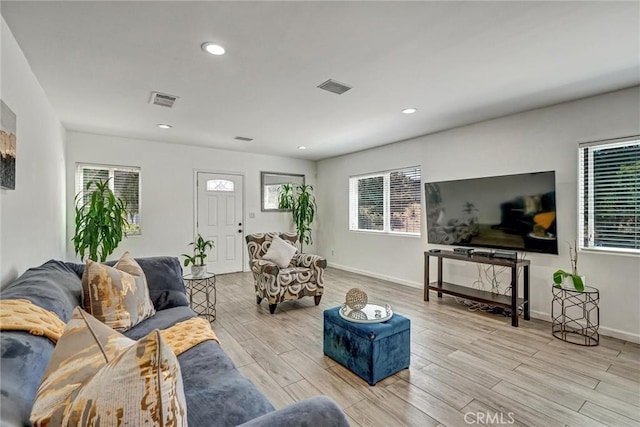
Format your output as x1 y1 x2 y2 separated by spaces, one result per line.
193 169 247 273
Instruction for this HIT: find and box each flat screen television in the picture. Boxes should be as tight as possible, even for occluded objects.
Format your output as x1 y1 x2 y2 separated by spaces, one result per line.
424 171 558 254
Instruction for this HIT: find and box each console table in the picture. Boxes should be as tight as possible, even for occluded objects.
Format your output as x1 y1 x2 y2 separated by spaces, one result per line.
424 251 530 327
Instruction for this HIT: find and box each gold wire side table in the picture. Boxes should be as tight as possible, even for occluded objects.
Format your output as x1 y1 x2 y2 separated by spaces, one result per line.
551 285 599 346
183 272 216 321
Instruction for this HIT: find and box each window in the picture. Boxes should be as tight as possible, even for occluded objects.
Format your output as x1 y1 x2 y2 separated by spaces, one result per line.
578 136 639 253
76 163 141 235
349 167 421 235
206 179 234 192
260 172 305 211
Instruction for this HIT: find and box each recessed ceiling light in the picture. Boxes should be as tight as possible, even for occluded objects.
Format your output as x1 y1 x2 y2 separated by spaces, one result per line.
201 42 226 55
401 108 417 114
157 124 172 129
298 146 307 150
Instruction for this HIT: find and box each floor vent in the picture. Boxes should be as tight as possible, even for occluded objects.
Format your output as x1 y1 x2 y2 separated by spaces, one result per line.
149 91 179 108
317 79 352 95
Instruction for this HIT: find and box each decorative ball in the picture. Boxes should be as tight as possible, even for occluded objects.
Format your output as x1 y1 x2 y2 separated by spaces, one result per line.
347 310 368 321
345 288 368 310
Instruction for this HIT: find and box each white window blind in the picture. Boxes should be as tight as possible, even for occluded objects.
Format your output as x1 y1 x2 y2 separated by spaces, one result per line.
349 166 421 235
76 163 141 235
578 136 639 253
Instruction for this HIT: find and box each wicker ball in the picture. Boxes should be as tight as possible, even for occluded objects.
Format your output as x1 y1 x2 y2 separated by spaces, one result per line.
345 288 368 310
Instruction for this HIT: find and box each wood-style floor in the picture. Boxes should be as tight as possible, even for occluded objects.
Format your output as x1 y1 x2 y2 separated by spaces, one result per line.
208 268 640 427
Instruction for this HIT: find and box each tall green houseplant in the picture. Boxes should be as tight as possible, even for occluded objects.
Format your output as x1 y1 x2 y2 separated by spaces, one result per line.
73 179 129 262
278 183 317 251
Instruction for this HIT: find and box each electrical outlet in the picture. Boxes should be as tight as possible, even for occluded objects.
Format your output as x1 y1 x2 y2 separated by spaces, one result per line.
331 249 335 256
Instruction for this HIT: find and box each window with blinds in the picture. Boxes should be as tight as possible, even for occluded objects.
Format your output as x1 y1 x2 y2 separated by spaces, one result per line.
578 136 639 253
349 167 421 235
76 163 141 235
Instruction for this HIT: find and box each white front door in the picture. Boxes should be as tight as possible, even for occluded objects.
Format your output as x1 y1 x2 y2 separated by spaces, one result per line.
196 172 244 274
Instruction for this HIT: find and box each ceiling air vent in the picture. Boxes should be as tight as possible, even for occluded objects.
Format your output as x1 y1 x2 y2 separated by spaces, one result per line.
234 136 254 142
149 91 179 108
317 79 352 95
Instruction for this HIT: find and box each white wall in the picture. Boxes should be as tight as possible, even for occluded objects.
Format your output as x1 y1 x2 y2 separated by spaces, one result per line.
317 86 640 342
0 18 67 286
65 131 316 269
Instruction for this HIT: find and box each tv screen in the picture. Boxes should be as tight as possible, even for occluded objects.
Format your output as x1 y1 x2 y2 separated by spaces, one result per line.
425 171 558 254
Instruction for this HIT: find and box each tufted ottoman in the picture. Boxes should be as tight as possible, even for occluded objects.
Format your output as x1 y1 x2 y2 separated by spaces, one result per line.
323 307 410 385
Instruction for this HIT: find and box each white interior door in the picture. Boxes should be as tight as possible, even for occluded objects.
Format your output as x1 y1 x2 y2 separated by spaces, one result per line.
196 172 244 274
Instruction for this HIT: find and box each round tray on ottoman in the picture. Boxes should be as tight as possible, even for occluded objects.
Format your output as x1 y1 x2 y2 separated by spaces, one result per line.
339 303 393 323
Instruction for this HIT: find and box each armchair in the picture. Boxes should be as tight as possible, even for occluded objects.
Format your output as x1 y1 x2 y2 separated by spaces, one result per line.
245 232 327 314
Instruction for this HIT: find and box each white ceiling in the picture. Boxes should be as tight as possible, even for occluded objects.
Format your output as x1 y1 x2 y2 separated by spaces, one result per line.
2 1 639 161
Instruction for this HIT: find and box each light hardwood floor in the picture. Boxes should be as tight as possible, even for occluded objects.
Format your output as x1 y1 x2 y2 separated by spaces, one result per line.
208 268 640 427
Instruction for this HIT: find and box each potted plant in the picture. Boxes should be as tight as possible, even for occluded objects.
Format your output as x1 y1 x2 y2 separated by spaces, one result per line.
73 178 129 262
182 234 214 277
553 241 585 291
278 183 317 252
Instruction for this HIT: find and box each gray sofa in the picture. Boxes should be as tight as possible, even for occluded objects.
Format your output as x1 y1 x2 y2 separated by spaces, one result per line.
0 257 349 426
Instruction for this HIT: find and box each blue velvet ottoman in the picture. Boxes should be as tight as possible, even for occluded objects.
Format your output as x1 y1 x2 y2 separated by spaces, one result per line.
323 307 410 385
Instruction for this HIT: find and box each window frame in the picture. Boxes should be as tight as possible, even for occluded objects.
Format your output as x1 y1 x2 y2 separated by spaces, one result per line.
349 166 422 237
578 135 639 255
75 163 142 236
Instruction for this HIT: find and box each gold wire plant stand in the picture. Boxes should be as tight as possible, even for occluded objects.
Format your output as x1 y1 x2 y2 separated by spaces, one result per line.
551 285 599 346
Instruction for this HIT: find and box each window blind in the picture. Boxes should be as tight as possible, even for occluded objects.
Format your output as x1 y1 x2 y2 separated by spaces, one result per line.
349 166 421 235
76 164 141 235
578 136 639 253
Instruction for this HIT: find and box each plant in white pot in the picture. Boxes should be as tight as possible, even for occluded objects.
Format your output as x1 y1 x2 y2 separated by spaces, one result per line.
182 234 214 278
553 241 585 291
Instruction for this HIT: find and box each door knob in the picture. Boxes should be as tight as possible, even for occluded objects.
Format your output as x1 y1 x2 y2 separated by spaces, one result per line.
238 222 242 226
238 229 242 233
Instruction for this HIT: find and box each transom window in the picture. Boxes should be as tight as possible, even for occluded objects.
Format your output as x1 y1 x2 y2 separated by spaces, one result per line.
206 179 234 192
349 166 422 235
76 163 141 235
578 136 639 253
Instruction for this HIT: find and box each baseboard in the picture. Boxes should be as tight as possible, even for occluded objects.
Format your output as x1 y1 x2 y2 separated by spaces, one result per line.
329 263 423 289
530 310 640 344
328 265 640 344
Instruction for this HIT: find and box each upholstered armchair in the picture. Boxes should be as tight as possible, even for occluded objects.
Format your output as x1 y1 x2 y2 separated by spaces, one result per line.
245 232 327 314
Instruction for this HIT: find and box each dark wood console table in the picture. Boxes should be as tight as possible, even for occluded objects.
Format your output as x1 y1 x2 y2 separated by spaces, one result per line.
424 250 530 327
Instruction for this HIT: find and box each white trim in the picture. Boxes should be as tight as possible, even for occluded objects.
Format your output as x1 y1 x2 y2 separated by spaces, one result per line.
348 166 422 235
578 134 640 149
193 169 246 272
329 263 422 289
329 264 640 343
348 229 422 238
530 310 640 344
577 137 639 253
75 162 142 236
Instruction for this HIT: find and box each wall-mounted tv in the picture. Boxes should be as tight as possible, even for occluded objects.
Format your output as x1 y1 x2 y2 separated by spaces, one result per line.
425 171 558 254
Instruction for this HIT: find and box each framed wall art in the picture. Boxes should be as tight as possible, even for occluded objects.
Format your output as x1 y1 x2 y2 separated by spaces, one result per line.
1 100 17 190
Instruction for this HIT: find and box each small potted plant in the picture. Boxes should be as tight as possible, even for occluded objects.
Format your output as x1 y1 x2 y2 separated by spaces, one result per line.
553 241 585 291
182 234 214 278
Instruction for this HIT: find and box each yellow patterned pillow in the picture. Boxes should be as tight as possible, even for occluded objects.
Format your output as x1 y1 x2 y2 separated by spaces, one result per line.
82 251 155 331
63 330 187 426
31 307 136 425
31 307 187 426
